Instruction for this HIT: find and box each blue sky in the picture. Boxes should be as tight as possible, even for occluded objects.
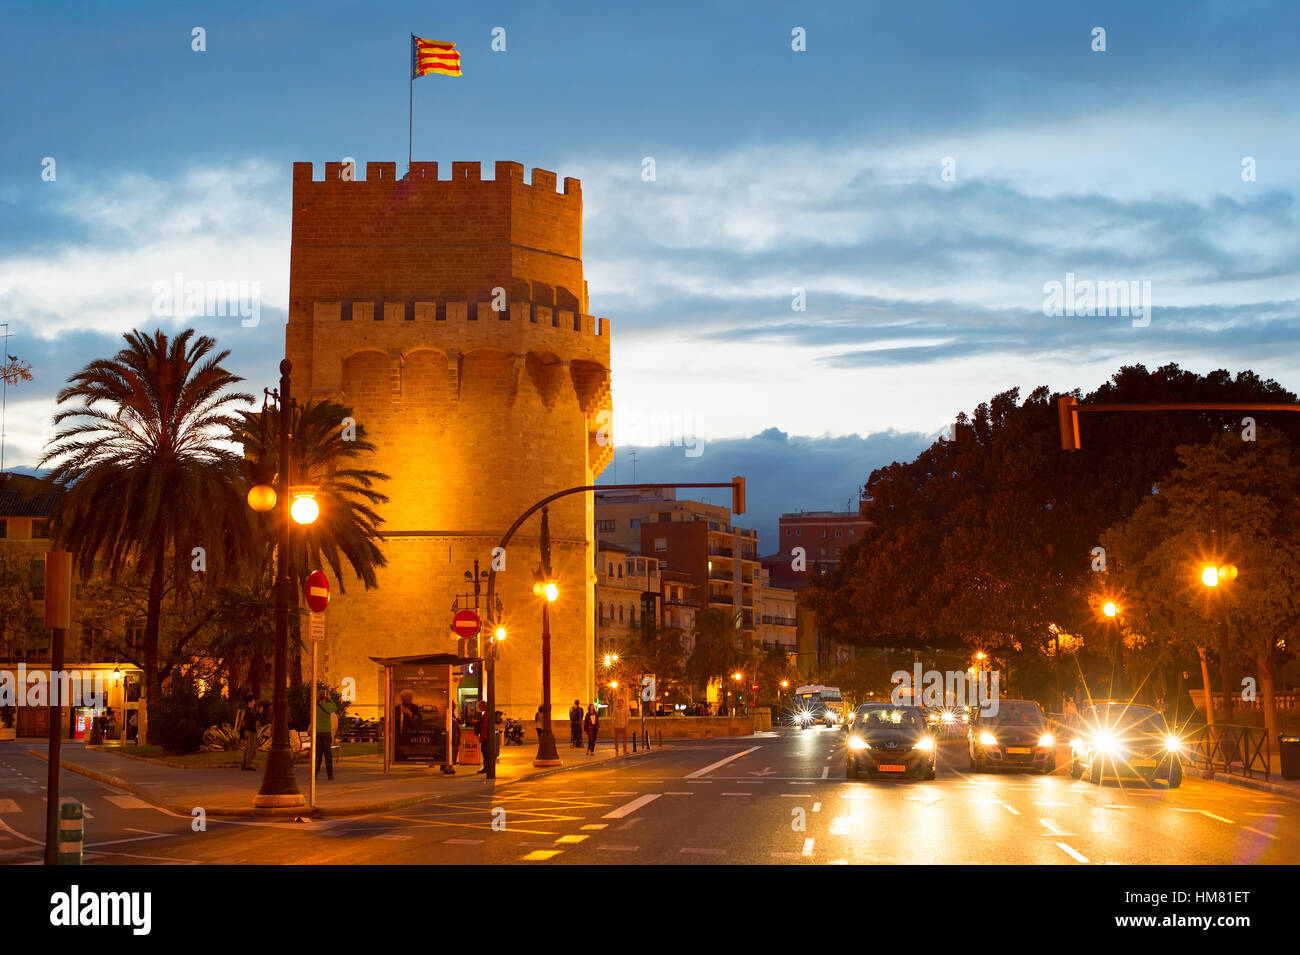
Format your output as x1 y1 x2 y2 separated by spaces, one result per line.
2 1 1298 544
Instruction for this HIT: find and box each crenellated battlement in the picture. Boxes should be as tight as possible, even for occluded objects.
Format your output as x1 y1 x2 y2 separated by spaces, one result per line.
292 160 581 196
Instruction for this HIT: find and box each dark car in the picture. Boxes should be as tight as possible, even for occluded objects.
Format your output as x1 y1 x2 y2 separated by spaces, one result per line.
1069 702 1183 787
968 699 1056 774
846 704 936 780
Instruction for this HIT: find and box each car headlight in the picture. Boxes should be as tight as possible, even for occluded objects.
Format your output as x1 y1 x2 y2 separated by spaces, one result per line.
848 736 869 751
1095 733 1124 757
912 737 935 753
942 711 955 724
979 732 998 747
1165 735 1184 753
1037 733 1055 748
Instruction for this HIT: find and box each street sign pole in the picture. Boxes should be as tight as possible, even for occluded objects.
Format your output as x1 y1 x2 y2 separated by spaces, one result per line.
309 636 317 810
303 573 330 810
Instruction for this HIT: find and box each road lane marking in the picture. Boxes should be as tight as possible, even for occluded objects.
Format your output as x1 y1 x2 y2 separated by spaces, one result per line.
603 793 662 819
1039 819 1075 836
1245 812 1283 818
664 792 694 796
103 795 152 809
0 819 41 845
1242 827 1279 840
721 792 752 797
598 845 639 852
373 834 412 840
0 800 21 813
685 746 762 778
802 838 815 857
1003 804 1021 815
580 824 608 830
812 802 821 812
1104 804 1138 810
1056 842 1090 864
443 838 483 844
1175 808 1235 823
608 791 636 795
821 766 829 779
522 849 562 860
680 847 725 855
556 834 588 844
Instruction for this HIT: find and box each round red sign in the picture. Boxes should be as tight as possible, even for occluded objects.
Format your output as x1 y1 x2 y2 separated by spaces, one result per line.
451 609 482 638
305 570 330 613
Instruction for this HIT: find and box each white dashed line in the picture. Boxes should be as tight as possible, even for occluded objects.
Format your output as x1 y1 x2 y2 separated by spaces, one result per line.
721 792 752 797
685 746 762 778
603 794 662 819
1056 842 1090 864
821 766 829 779
1003 804 1021 815
812 802 821 812
802 837 815 857
598 845 639 852
1242 827 1279 840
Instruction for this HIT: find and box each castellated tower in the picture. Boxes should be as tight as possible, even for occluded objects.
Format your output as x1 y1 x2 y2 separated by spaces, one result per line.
285 159 612 720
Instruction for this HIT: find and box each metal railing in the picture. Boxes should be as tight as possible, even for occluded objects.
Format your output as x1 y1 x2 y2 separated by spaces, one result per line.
1185 724 1272 781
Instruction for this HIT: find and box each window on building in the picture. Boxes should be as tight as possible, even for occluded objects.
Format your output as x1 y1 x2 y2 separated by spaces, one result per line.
596 519 615 533
819 548 826 557
404 302 415 321
630 518 640 529
785 528 792 536
599 605 604 623
795 529 800 537
608 562 614 576
341 302 353 321
835 529 842 537
654 538 667 552
0 519 6 538
32 519 50 539
374 300 385 320
618 565 623 579
618 605 624 623
820 529 827 538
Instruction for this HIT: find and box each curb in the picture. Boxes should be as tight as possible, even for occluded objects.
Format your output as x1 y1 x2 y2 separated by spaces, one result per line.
1194 767 1300 801
29 742 675 818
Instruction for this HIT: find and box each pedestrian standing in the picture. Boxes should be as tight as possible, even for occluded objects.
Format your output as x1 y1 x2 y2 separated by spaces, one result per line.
612 688 631 755
474 701 489 774
315 688 337 781
568 699 583 748
534 705 546 743
237 697 259 771
584 703 600 755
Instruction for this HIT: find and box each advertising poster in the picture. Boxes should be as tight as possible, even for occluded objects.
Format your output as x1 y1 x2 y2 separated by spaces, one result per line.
391 664 451 763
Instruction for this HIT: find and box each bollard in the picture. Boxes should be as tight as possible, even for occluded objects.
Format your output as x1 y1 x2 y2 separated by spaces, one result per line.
58 800 83 865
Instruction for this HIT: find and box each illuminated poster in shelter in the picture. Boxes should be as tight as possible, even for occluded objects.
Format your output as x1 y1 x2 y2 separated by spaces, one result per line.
391 664 451 763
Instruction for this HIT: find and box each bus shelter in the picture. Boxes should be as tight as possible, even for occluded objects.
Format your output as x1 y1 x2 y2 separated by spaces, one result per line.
370 653 482 774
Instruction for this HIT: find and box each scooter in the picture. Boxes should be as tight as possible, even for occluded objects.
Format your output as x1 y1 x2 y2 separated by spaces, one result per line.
503 718 526 746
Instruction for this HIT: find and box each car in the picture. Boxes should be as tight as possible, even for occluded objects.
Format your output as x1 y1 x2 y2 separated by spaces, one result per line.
968 699 1056 774
795 701 839 730
845 704 936 780
1069 702 1183 787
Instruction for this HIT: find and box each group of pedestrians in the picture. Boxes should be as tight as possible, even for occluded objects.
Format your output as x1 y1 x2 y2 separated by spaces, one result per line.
235 689 339 781
564 689 633 756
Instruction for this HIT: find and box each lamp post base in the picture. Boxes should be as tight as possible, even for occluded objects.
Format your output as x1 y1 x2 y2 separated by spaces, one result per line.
253 793 308 808
533 729 562 767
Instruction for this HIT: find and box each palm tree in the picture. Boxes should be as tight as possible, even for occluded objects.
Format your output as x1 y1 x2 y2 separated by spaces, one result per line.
685 608 741 704
41 329 255 743
234 398 389 682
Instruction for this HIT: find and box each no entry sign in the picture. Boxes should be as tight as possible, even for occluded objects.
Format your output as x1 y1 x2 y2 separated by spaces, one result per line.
305 570 330 613
451 609 482 639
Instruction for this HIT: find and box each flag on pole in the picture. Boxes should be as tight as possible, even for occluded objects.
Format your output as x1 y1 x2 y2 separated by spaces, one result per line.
411 36 462 79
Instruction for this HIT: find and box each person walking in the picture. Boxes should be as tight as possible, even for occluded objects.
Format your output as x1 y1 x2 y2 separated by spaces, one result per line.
584 703 600 756
612 687 631 756
568 699 583 748
315 688 337 781
237 697 260 771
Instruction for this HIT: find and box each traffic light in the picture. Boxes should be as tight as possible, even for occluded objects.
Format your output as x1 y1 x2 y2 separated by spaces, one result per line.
1057 396 1080 451
732 475 746 515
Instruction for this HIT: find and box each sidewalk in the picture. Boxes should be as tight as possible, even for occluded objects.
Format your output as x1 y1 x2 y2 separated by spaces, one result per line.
22 736 665 818
1192 754 1300 802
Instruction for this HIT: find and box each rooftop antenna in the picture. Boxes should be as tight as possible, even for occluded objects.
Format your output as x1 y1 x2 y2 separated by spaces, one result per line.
629 449 637 483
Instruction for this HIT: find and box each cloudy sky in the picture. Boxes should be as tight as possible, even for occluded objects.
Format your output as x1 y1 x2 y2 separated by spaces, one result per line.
2 1 1297 545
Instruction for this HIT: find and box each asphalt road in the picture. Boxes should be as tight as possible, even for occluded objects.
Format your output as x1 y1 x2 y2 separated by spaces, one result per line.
1 729 1296 864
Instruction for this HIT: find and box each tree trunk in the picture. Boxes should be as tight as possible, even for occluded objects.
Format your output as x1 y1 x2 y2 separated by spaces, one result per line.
1258 651 1279 769
142 548 166 746
1216 645 1234 724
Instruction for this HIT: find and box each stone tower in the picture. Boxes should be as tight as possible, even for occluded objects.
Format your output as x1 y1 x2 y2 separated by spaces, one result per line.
285 159 613 719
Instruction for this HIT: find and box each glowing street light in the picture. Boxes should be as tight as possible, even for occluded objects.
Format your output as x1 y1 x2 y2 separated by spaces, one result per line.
247 483 277 512
493 626 506 643
289 487 319 525
1102 601 1118 618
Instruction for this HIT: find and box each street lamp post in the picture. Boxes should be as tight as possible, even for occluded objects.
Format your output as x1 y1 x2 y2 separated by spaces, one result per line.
252 359 308 808
1199 563 1237 730
533 507 562 767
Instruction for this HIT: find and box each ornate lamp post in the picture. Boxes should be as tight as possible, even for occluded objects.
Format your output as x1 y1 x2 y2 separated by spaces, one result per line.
246 359 317 808
532 507 562 767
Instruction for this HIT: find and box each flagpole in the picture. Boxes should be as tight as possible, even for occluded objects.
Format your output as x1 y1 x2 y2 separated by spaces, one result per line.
408 34 414 174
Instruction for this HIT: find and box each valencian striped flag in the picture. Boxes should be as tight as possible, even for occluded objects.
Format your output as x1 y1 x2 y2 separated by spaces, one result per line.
411 35 462 79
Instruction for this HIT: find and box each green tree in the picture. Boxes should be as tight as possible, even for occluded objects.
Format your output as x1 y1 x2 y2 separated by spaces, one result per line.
41 329 256 743
0 556 41 662
1101 431 1300 744
234 398 389 685
684 608 741 704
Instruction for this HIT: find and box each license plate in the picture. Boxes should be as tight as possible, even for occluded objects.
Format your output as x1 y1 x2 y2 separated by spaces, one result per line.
1007 747 1031 754
877 764 906 772
1132 759 1157 767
